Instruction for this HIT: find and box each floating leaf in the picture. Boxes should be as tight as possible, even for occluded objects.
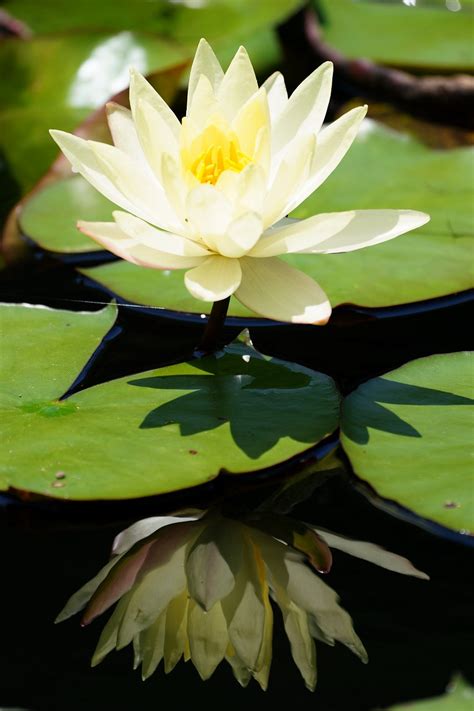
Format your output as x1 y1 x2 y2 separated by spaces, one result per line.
315 0 474 71
0 306 339 499
20 177 113 254
0 33 188 192
386 675 474 710
341 352 474 535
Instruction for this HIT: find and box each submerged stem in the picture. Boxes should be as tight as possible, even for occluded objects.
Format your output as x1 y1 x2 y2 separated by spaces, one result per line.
194 296 231 356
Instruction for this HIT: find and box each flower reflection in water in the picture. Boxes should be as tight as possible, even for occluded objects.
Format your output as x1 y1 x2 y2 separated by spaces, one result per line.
57 511 428 690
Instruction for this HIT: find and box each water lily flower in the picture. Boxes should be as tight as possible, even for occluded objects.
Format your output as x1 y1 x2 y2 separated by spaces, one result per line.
50 40 429 324
56 512 426 690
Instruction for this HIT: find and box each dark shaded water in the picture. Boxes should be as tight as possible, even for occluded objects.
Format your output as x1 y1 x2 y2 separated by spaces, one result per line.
1 250 473 711
1 469 473 711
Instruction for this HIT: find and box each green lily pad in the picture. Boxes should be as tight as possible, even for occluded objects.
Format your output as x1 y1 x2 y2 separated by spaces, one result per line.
386 675 474 710
340 352 474 535
0 305 339 499
0 301 118 409
20 177 114 254
7 0 303 41
315 0 474 72
0 33 187 192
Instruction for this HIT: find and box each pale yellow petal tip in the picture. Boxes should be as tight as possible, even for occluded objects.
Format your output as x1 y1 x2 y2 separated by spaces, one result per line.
320 60 334 73
49 128 66 143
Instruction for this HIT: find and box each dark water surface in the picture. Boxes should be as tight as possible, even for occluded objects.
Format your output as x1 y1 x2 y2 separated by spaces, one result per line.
1 254 473 711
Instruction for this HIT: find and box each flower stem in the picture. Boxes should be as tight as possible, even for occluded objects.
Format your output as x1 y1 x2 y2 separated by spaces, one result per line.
195 296 231 356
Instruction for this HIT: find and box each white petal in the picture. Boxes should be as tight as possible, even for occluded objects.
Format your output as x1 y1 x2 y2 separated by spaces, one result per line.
187 73 220 129
187 38 224 116
139 612 167 679
216 212 262 258
185 255 242 301
163 590 189 673
117 541 188 649
78 220 205 270
88 139 182 231
186 538 235 612
217 46 259 121
187 600 228 680
232 88 270 158
252 209 430 257
186 184 233 249
112 211 211 256
106 103 145 165
262 71 288 123
216 163 266 216
113 516 199 556
133 97 179 180
285 105 367 215
272 61 333 157
253 125 271 177
161 152 189 225
236 257 331 324
263 133 316 229
284 557 368 662
215 212 262 258
314 529 429 580
50 130 152 223
129 68 180 140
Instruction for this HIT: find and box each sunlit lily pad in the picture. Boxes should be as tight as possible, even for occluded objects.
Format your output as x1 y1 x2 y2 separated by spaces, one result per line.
20 177 113 254
0 33 188 192
387 675 474 710
316 0 474 71
7 0 303 43
0 305 339 499
340 352 474 535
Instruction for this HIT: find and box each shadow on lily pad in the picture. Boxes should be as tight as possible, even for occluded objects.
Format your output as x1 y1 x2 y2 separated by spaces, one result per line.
129 353 331 460
342 379 473 445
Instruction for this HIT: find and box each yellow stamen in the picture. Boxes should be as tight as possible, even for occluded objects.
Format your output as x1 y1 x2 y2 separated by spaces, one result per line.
184 123 252 185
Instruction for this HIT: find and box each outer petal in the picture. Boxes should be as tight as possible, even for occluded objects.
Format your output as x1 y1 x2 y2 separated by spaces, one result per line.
184 255 242 301
50 130 157 225
129 68 180 140
284 105 367 215
251 209 430 258
314 529 429 579
236 257 331 324
263 133 316 229
133 97 179 180
262 71 288 123
271 61 333 157
112 211 211 256
106 103 145 165
217 46 259 121
187 38 224 116
78 221 205 270
88 139 182 231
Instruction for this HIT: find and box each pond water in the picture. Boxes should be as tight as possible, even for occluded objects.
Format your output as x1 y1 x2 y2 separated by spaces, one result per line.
1 460 472 710
1 254 472 710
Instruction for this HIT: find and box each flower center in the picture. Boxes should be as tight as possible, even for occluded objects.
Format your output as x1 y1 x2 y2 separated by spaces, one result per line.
184 123 252 185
